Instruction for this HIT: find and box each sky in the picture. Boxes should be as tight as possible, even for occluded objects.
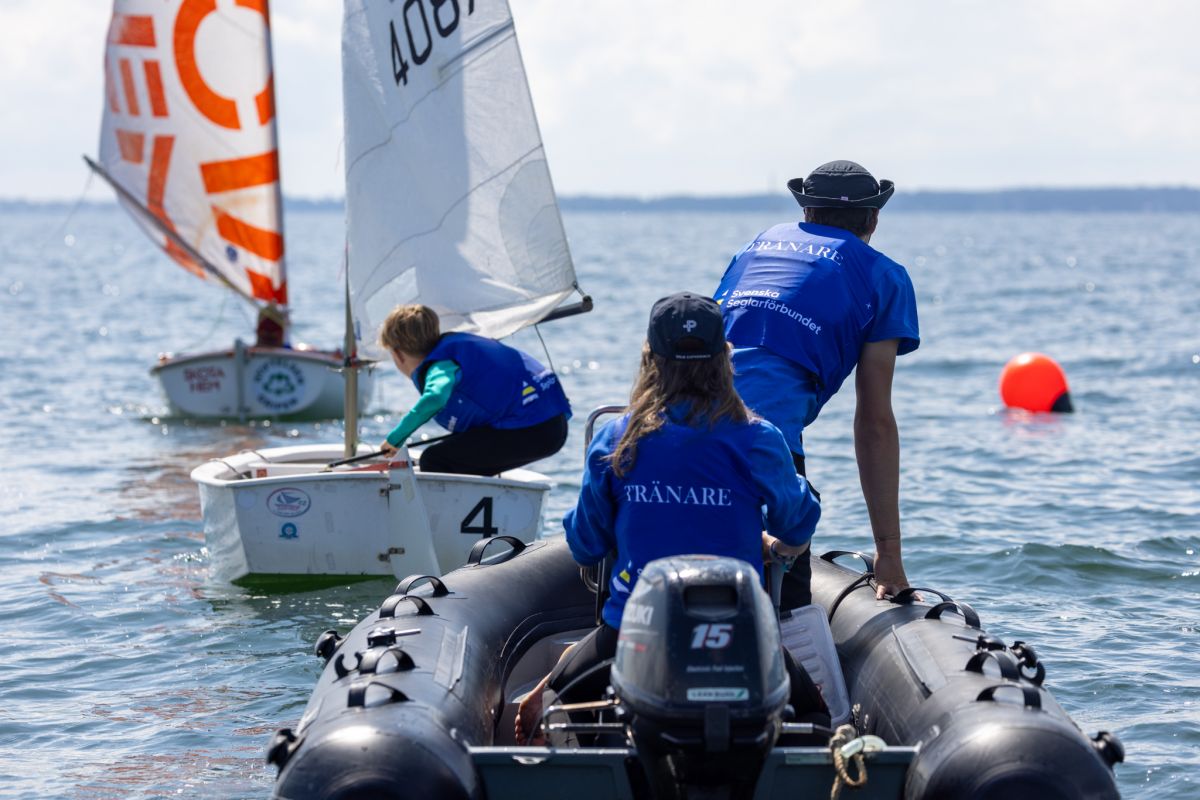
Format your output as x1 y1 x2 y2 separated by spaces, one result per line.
2 0 1198 201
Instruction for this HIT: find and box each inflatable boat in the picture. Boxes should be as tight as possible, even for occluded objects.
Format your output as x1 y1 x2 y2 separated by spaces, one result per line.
267 537 1123 799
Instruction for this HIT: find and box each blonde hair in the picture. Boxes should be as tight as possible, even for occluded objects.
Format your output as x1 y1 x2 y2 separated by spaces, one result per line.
379 304 441 356
609 343 751 477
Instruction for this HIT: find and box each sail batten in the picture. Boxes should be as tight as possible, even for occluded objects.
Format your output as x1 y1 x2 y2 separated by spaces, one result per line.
342 0 581 354
97 0 286 308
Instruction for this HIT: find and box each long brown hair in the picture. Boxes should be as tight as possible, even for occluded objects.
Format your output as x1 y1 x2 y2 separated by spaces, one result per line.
609 342 751 477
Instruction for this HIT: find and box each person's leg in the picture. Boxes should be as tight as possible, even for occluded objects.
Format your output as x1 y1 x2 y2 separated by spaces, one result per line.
418 414 568 475
781 559 813 609
546 622 619 699
782 448 816 609
514 624 618 744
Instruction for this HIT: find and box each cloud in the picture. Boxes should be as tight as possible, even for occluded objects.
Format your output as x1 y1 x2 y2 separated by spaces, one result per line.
2 0 1197 199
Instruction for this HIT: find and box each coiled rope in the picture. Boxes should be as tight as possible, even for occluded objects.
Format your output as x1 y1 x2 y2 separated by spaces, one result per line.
829 723 868 799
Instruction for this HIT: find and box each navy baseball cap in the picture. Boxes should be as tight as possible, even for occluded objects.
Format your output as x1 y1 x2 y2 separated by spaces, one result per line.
647 292 726 361
787 160 894 209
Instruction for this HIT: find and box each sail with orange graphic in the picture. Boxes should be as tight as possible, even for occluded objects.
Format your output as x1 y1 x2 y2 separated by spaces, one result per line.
89 0 286 308
86 1 374 421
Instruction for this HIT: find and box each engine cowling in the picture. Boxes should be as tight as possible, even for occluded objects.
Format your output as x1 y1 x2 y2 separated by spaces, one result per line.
611 555 787 799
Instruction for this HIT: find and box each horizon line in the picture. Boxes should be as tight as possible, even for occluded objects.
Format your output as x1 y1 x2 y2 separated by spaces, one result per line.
4 185 1200 206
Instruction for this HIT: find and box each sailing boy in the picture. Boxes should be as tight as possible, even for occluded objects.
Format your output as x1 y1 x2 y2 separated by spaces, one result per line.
377 304 571 475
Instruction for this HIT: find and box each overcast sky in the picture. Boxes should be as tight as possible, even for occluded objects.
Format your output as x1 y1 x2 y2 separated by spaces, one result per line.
3 0 1198 200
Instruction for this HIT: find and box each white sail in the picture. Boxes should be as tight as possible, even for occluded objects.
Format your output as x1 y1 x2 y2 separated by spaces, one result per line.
96 0 287 307
342 0 577 354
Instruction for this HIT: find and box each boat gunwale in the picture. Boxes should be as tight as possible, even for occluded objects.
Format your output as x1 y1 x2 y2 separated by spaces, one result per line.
150 346 353 373
191 444 555 489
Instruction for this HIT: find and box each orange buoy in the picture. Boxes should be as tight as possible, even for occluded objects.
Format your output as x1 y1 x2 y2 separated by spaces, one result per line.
999 353 1074 412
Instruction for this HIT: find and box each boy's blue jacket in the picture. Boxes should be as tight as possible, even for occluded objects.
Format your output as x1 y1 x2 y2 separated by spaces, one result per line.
413 332 570 431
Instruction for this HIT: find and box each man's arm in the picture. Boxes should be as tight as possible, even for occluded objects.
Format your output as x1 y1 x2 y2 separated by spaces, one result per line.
854 338 910 598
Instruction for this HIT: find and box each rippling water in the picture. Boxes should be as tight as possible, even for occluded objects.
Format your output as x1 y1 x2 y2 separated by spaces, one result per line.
1 206 1197 798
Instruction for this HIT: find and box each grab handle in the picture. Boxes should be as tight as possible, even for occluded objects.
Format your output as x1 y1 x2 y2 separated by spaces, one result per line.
467 535 526 565
820 550 875 574
357 646 416 675
379 594 435 618
976 683 1042 710
924 600 981 629
394 574 450 597
893 586 952 605
347 677 411 708
965 649 1021 681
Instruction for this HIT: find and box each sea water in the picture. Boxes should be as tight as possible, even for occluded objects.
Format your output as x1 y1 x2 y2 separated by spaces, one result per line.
0 205 1196 798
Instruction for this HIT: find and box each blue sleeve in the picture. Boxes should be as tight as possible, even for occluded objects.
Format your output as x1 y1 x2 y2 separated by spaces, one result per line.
868 262 920 355
385 360 459 446
563 422 619 566
750 422 820 547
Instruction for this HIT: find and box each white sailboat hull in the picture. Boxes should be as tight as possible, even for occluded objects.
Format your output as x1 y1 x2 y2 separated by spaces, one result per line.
191 444 552 585
152 346 373 421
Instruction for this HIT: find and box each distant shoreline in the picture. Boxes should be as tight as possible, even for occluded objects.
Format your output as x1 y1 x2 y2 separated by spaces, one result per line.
4 187 1199 213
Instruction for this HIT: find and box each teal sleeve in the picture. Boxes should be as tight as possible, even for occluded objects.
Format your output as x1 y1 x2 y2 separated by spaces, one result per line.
385 360 460 446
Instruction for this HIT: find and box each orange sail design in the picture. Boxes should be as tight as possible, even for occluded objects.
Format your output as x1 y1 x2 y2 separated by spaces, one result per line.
98 0 286 306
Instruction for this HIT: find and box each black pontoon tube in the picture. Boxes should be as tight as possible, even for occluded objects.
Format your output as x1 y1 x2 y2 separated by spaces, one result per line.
270 537 594 799
810 551 1123 799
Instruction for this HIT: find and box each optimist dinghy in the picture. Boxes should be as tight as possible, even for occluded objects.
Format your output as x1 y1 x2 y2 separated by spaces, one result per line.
267 537 1124 800
191 0 590 586
87 0 373 421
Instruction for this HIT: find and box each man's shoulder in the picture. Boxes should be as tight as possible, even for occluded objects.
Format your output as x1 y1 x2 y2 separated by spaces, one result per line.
870 249 915 286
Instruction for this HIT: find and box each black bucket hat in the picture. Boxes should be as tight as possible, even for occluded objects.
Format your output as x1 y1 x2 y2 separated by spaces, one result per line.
647 292 726 361
787 160 894 209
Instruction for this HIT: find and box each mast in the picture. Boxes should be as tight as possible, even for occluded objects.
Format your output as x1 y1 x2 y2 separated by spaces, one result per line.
260 0 290 337
342 258 359 459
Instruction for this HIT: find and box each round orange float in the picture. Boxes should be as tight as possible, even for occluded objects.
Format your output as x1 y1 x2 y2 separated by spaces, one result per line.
999 353 1074 412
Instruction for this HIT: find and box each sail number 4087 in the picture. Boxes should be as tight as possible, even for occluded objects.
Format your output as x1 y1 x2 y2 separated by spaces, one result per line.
389 0 477 87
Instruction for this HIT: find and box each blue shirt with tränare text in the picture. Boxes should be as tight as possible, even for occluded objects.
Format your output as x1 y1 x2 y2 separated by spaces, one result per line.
564 408 820 629
715 222 919 418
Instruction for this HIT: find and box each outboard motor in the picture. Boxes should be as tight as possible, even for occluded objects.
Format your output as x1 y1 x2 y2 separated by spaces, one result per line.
610 556 787 800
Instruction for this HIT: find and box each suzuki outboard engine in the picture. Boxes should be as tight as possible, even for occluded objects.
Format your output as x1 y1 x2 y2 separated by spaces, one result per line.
610 556 787 800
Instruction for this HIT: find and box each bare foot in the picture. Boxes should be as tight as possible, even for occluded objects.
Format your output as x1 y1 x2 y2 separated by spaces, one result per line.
514 677 550 745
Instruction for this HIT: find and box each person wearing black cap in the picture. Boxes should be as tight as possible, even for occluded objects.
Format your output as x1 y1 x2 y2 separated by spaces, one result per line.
514 292 824 745
714 160 920 603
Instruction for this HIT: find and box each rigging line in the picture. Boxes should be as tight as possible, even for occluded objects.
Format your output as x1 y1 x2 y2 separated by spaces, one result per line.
45 170 96 250
533 323 556 375
176 288 234 353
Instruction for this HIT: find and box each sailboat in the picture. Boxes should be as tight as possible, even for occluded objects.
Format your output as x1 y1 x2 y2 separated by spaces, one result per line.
86 0 373 421
190 0 591 586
